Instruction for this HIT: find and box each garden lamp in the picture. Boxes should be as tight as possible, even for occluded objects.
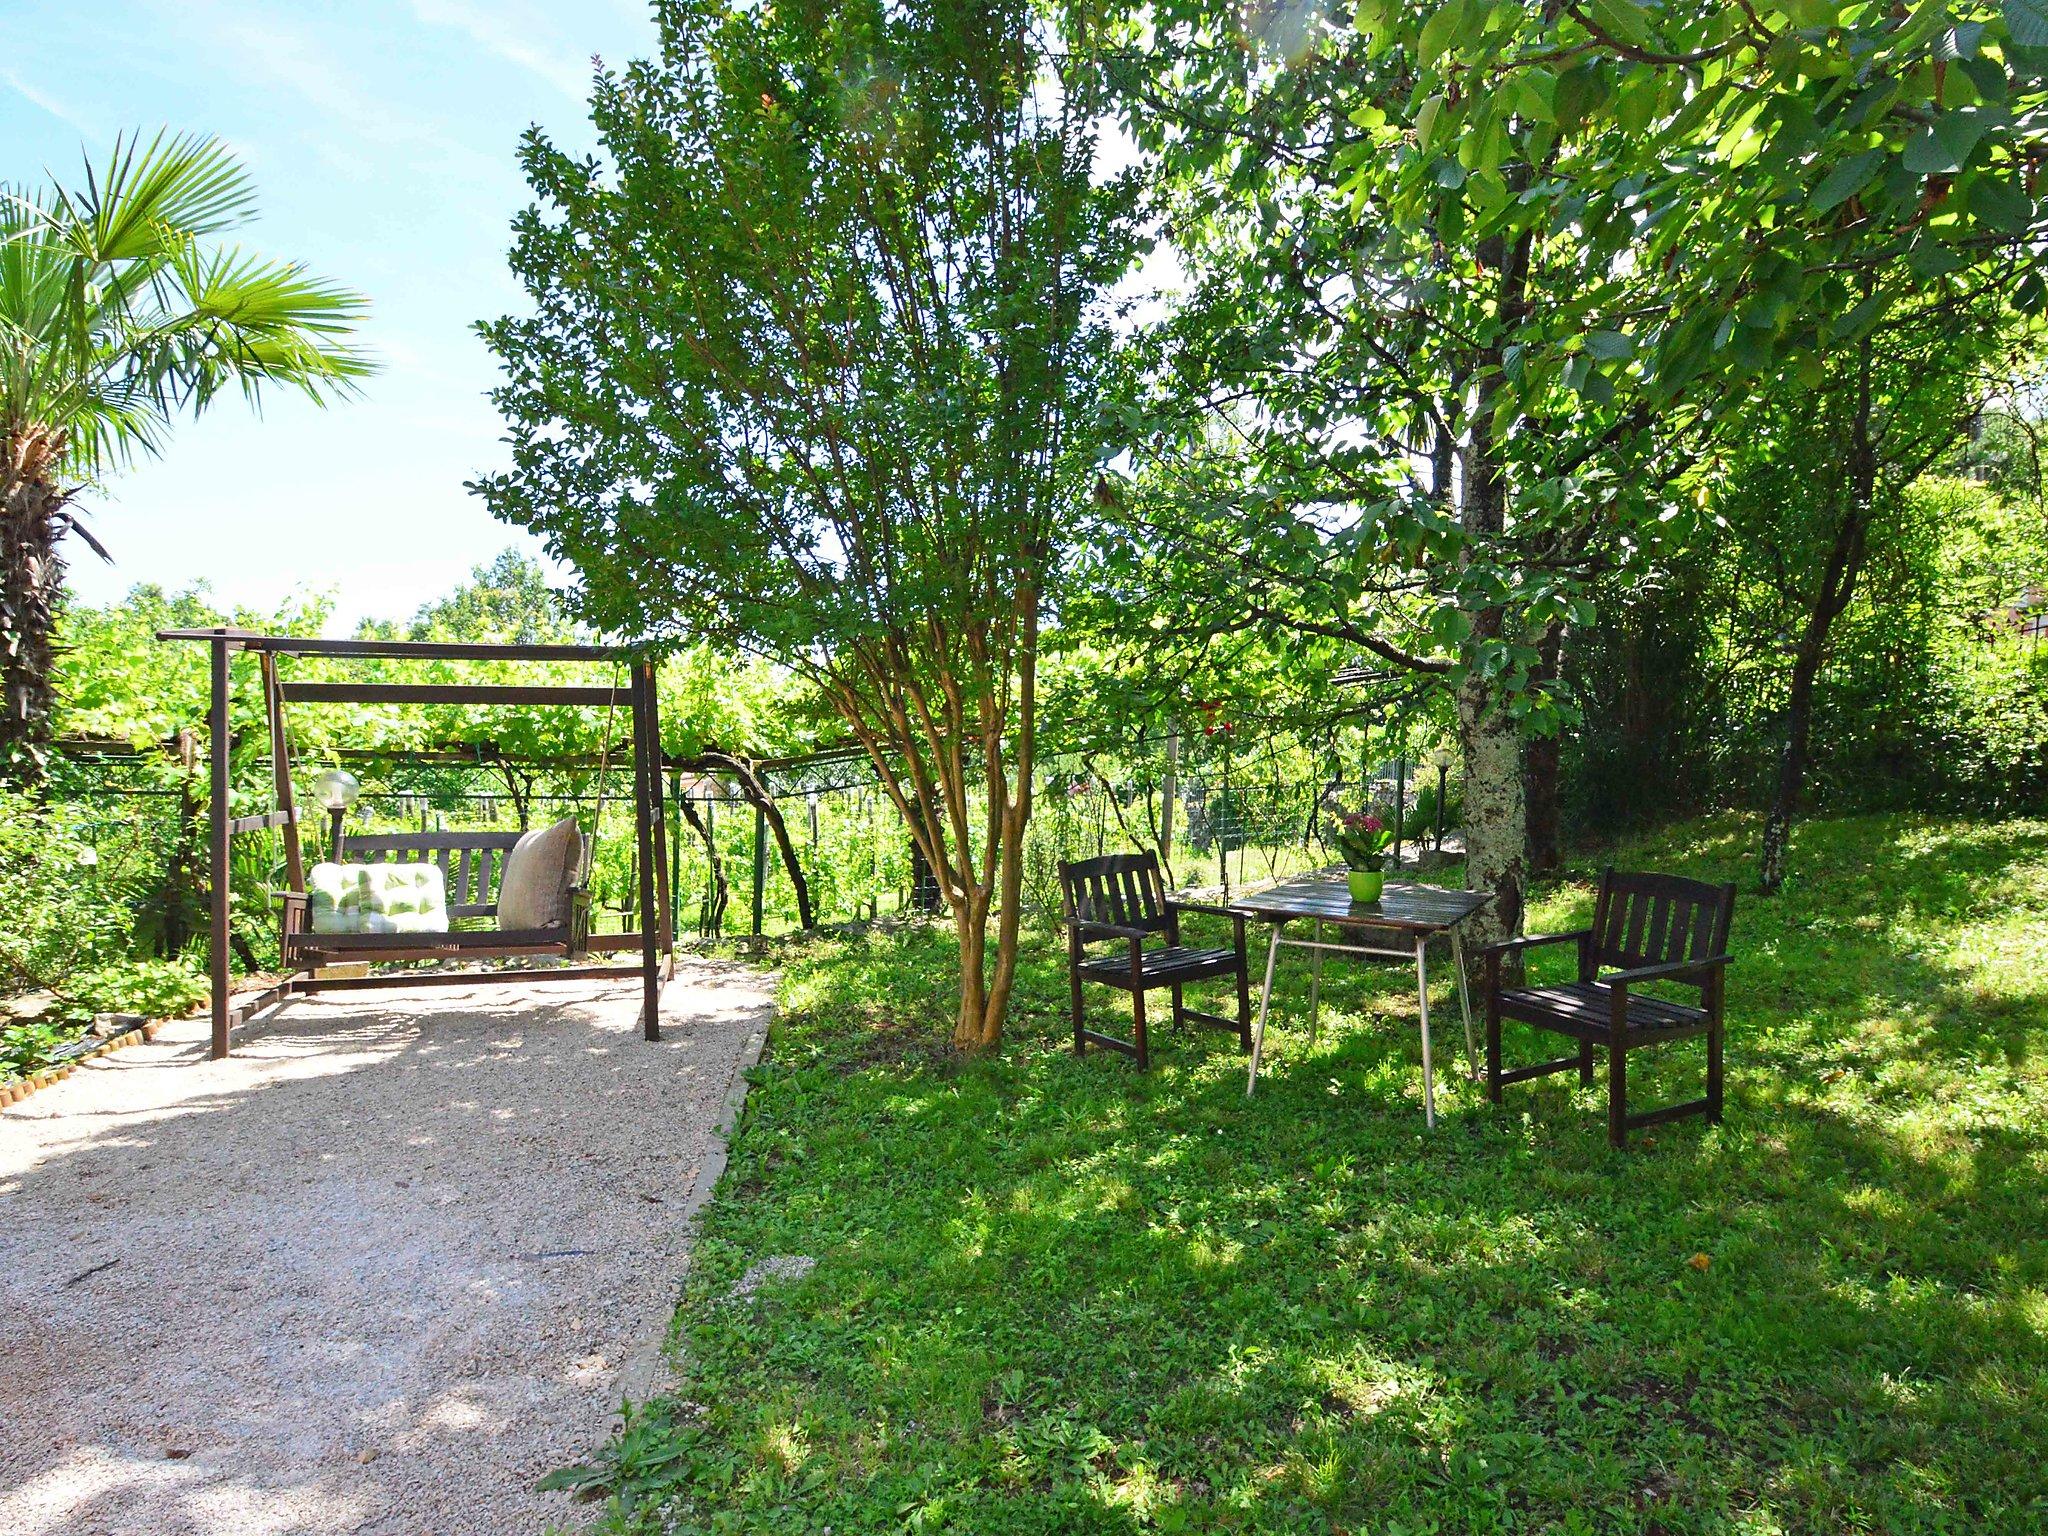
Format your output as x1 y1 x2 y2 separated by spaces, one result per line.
1428 746 1453 852
313 768 360 860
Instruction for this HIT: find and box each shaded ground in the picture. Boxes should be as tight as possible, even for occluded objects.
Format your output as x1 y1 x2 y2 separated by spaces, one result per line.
0 960 772 1536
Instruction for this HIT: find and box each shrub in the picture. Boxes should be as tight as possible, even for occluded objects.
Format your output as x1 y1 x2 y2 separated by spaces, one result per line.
0 791 142 992
0 792 205 1084
1 1019 67 1081
55 959 207 1022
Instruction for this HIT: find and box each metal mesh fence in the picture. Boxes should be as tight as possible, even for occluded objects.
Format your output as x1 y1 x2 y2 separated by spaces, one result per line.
49 723 1462 952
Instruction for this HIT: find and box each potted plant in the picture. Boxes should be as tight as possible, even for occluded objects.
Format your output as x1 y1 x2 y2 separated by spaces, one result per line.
1333 810 1393 903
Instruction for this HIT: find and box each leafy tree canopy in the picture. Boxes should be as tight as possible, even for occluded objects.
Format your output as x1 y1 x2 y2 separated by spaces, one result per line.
475 0 1148 1045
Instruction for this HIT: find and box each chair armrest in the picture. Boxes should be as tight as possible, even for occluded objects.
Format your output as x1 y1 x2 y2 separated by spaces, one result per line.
1070 918 1151 941
1481 929 1590 958
1168 897 1248 958
1166 898 1243 921
1604 954 1731 987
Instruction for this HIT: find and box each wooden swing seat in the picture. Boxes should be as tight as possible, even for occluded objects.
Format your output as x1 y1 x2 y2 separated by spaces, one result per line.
280 829 654 967
284 830 554 959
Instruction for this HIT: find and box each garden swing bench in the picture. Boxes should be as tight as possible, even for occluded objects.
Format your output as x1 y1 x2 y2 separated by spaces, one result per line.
158 628 676 1059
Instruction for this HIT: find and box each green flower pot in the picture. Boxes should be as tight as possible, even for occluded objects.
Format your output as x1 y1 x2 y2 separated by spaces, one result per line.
1348 868 1384 904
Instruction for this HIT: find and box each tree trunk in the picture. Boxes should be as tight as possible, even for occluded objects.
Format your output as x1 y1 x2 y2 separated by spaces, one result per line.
1759 340 1875 894
675 793 729 936
689 751 815 929
1525 619 1565 875
1758 630 1828 893
0 457 66 785
1455 230 1532 967
1458 671 1527 958
953 898 992 1050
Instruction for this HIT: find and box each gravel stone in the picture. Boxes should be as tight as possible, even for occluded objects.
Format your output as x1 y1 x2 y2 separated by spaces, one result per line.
723 1254 817 1305
0 960 773 1536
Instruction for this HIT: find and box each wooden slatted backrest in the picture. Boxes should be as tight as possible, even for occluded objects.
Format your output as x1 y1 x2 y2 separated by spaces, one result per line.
1590 868 1736 980
337 830 527 918
1059 851 1172 937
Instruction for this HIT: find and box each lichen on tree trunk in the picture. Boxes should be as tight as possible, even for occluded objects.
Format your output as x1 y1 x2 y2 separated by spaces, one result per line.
1458 668 1527 967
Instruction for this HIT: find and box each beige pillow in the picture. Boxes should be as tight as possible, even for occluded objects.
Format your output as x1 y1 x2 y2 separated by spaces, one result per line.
497 817 583 931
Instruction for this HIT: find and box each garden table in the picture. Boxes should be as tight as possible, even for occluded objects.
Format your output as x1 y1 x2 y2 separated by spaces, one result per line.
1230 875 1490 1126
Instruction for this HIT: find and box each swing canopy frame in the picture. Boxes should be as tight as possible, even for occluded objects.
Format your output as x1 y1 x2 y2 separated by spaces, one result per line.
157 628 675 1058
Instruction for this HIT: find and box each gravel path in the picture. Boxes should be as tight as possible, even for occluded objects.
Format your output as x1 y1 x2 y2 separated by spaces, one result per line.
0 960 773 1536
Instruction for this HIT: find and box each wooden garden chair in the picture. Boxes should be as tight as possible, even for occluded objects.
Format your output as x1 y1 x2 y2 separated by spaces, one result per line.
1483 868 1735 1148
1059 851 1252 1069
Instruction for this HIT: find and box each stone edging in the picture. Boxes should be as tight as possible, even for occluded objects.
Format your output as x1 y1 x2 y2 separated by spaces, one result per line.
0 1019 167 1110
613 1002 774 1406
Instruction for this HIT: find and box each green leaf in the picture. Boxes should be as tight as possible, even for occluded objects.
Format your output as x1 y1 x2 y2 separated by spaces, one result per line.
1833 291 1893 340
1901 112 1988 175
1959 55 2009 100
1589 0 1652 47
1616 78 1658 136
1416 95 1445 154
1431 606 1473 645
1965 172 2035 233
1515 68 1558 123
2006 0 2048 49
1554 63 1608 133
1809 149 1884 212
1905 237 1965 277
1935 22 1986 60
1584 330 1633 360
1419 0 1465 65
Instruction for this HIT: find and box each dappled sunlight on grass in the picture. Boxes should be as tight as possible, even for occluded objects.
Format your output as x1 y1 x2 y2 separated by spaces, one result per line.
575 812 2048 1533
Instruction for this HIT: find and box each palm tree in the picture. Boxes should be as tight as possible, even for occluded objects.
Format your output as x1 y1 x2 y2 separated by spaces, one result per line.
1 131 371 780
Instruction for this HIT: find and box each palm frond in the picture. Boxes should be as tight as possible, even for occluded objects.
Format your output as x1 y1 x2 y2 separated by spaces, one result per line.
54 505 114 563
50 130 258 265
0 128 373 479
156 241 375 410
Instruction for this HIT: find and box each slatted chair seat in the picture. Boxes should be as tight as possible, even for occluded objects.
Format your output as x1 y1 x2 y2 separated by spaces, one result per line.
1484 868 1736 1149
1060 851 1252 1070
1077 944 1245 990
1494 981 1709 1039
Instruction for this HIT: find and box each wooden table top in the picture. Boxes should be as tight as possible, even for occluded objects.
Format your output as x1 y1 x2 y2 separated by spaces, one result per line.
1228 874 1491 935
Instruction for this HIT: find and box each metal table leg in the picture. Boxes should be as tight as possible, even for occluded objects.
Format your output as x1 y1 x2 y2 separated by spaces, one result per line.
1308 918 1323 1046
1449 927 1479 1083
1246 923 1284 1097
1415 935 1436 1129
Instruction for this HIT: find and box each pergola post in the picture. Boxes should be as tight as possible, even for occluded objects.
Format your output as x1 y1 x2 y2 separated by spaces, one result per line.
751 806 766 934
632 657 662 1041
208 634 232 1060
643 667 673 960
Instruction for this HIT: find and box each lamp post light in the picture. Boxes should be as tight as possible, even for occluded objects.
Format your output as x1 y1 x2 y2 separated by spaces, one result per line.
1429 746 1453 853
313 768 361 861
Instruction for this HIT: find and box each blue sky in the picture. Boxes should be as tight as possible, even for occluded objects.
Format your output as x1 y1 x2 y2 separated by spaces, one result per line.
2 0 659 631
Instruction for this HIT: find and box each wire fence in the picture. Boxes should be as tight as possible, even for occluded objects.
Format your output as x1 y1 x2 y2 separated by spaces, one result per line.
48 722 1463 955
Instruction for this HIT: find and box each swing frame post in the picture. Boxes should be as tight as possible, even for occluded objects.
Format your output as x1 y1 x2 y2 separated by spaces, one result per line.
157 628 677 1054
207 633 232 1060
632 656 663 1040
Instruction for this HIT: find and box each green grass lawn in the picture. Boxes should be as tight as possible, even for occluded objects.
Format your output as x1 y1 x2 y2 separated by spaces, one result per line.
562 813 2048 1534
